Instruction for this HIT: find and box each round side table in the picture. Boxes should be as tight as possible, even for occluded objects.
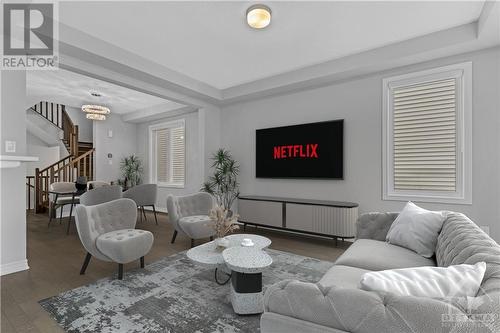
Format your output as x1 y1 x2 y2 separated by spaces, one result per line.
222 247 273 315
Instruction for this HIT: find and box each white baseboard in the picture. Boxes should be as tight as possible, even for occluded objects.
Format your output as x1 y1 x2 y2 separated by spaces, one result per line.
0 259 29 276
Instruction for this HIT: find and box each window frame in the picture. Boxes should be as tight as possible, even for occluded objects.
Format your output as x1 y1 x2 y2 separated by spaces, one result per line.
149 119 186 188
382 62 472 204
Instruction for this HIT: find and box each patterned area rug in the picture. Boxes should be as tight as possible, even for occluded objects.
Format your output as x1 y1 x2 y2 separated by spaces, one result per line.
39 249 333 333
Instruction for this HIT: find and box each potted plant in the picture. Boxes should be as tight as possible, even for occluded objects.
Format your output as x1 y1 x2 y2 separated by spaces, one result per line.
120 155 143 188
202 149 240 213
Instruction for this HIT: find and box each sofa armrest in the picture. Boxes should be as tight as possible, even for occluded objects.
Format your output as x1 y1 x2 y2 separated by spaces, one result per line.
263 280 478 333
355 212 398 240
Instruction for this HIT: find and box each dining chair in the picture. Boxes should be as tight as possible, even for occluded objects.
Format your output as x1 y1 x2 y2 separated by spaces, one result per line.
87 181 110 190
49 181 80 234
122 184 159 225
79 185 122 206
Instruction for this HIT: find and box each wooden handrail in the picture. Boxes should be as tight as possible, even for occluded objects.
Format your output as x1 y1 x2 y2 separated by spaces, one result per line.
39 155 73 174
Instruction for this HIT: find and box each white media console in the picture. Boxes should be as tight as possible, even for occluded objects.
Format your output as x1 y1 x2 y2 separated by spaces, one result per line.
237 195 359 241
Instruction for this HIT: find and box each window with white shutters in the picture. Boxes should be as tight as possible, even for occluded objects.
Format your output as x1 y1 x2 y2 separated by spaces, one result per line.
150 120 185 187
383 63 472 204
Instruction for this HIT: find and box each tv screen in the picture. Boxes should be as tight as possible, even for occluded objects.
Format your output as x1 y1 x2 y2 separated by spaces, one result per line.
256 120 344 179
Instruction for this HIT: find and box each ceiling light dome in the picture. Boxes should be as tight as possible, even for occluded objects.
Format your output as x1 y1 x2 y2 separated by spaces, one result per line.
247 4 271 29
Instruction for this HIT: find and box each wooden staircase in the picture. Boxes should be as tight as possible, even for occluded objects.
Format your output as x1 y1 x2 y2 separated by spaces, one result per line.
26 102 95 213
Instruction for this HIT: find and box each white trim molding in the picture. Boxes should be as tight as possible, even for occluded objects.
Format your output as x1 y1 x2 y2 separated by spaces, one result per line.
382 62 472 204
0 259 29 276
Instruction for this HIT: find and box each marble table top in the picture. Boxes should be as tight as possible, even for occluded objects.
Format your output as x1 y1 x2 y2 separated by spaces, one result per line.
222 247 273 274
186 234 271 269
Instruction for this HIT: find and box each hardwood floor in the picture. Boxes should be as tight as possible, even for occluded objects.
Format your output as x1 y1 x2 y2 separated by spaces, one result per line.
1 210 349 333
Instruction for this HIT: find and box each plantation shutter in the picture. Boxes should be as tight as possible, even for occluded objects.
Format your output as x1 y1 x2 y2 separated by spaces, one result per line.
171 126 185 185
392 78 457 192
155 128 170 183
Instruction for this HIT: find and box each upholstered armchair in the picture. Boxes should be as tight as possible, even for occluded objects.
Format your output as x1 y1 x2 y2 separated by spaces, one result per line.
79 185 122 206
123 184 158 225
166 192 215 248
74 198 154 280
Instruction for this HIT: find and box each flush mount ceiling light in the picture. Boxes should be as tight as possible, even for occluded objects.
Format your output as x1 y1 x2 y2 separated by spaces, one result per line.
86 113 106 121
246 4 271 29
81 105 111 115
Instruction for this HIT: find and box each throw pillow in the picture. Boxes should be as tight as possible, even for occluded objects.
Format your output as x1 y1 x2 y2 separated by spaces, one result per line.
360 262 486 298
386 201 445 258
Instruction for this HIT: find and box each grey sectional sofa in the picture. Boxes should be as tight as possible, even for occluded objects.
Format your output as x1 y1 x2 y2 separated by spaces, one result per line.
261 212 500 333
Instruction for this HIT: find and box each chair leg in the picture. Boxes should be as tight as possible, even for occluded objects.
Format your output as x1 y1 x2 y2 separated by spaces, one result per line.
140 256 145 268
191 239 195 248
142 207 147 221
152 205 158 225
209 236 213 241
139 207 143 223
67 204 74 235
118 264 123 280
171 230 178 244
80 252 92 275
59 204 64 224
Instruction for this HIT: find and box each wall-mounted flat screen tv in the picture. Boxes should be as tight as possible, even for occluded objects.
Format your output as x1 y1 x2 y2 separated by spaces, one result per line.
256 120 343 179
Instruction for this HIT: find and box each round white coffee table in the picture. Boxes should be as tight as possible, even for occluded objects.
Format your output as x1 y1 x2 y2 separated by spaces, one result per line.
186 234 271 300
223 247 273 315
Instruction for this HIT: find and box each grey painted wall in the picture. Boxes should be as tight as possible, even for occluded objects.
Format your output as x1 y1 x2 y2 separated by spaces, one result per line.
1 71 29 275
65 106 93 142
220 48 500 242
136 111 203 210
93 114 137 182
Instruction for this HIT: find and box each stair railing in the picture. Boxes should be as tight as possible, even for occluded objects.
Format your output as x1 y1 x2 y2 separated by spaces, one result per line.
32 149 96 213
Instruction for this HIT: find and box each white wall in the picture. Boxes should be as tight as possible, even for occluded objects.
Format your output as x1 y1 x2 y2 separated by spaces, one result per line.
93 114 137 182
220 48 500 242
136 111 203 210
25 132 60 176
0 71 29 275
65 106 93 142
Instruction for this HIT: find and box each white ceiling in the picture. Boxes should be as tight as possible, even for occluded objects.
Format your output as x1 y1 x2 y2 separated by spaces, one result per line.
27 69 169 114
59 1 485 89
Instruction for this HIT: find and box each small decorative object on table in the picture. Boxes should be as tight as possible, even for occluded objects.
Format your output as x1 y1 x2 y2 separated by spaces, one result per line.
209 206 239 249
241 238 254 247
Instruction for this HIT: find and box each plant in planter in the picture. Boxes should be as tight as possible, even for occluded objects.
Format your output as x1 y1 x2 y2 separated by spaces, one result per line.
209 205 239 248
120 155 143 187
202 149 240 212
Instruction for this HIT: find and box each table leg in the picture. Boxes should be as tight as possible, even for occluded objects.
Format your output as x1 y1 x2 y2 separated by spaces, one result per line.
230 271 264 315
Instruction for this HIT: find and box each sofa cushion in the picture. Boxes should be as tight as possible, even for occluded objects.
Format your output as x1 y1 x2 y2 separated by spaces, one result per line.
436 212 500 295
178 215 215 239
319 265 369 289
96 229 153 264
335 239 435 271
360 262 486 298
386 202 445 258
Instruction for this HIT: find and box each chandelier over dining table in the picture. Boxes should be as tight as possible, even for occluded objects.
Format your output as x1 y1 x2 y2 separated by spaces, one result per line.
81 104 111 121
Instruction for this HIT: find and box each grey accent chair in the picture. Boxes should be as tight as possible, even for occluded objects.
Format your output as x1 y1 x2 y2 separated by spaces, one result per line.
123 184 158 225
74 198 154 280
79 185 122 206
166 192 216 248
261 212 500 333
49 181 80 234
